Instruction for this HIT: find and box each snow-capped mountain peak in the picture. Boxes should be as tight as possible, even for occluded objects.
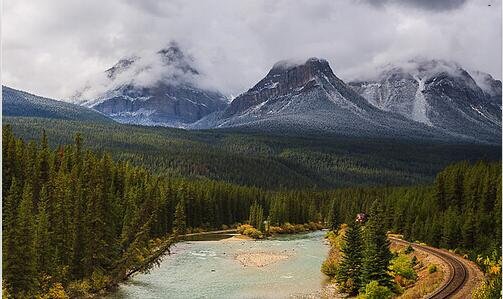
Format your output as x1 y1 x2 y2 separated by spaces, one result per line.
221 57 369 119
349 58 501 143
105 56 138 80
191 57 453 141
73 43 228 127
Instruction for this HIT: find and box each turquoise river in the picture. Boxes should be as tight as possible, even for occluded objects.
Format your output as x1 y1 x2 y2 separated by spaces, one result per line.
110 230 331 299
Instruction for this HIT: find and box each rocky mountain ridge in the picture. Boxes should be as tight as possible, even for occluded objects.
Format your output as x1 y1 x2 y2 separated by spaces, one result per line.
348 59 501 143
191 58 455 141
76 43 228 127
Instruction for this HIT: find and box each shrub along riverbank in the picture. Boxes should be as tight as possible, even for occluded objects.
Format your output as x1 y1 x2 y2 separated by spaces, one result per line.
237 222 325 239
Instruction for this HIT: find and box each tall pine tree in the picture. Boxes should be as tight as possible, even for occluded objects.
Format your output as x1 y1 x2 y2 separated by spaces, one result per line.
173 199 187 236
6 184 38 296
336 220 363 295
34 186 53 277
361 200 393 288
329 200 339 231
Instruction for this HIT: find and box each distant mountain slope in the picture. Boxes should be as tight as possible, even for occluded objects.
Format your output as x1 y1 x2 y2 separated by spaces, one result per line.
76 43 228 127
349 60 501 143
5 116 501 189
192 58 450 141
2 86 112 122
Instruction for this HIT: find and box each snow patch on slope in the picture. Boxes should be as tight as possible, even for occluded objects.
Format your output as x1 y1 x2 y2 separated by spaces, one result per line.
110 108 155 117
412 76 432 126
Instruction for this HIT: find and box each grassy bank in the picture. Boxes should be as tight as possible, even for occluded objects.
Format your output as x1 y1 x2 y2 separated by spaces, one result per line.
237 222 325 239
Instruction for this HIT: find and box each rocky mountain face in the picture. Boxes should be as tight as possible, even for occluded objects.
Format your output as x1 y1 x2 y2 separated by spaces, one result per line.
349 60 501 143
193 58 449 141
221 58 368 118
78 44 228 127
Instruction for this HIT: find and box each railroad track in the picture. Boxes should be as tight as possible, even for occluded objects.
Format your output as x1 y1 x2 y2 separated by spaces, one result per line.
390 238 468 299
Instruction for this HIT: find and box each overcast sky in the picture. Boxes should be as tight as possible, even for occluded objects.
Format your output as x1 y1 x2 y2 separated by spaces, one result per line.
3 0 501 100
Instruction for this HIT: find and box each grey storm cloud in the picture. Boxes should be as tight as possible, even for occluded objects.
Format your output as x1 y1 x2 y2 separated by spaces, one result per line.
2 0 501 100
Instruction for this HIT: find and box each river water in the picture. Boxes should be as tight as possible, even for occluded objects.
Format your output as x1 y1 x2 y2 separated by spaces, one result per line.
110 230 330 299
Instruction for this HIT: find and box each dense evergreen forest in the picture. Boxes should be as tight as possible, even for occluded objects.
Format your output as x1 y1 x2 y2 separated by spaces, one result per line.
5 116 501 189
322 161 502 297
2 126 327 297
2 121 501 298
325 160 502 257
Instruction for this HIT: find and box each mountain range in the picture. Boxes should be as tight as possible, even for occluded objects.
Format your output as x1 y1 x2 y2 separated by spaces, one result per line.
191 58 445 140
3 47 501 144
192 57 500 143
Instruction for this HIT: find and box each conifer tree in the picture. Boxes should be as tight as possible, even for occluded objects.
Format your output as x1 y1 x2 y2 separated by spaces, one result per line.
249 202 264 231
173 199 187 236
3 178 22 279
269 198 282 226
329 200 339 231
336 220 363 295
7 184 38 296
441 206 460 249
308 201 318 222
82 159 109 276
13 139 26 185
73 133 83 170
70 183 86 279
37 130 50 186
2 125 14 196
461 207 476 249
120 187 140 246
25 141 40 207
52 166 72 267
361 200 393 288
34 186 52 276
435 174 446 210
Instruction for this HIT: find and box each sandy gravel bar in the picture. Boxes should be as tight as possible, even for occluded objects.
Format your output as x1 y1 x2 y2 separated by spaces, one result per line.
235 252 290 267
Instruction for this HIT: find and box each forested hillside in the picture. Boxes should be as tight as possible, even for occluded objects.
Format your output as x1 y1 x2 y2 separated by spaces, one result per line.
2 126 500 298
326 161 502 257
2 87 112 123
4 117 500 189
1 127 325 297
322 161 502 297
